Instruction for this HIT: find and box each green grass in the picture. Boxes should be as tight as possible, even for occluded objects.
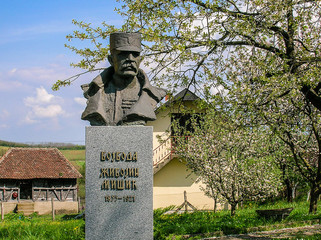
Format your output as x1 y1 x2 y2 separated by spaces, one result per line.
60 149 85 168
0 147 10 157
289 234 321 240
0 213 84 240
153 199 321 239
0 199 320 240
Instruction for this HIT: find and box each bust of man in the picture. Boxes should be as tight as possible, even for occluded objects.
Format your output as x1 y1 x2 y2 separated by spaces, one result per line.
81 32 166 126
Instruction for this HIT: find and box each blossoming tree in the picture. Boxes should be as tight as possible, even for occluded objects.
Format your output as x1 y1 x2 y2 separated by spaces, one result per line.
173 110 282 216
57 0 321 213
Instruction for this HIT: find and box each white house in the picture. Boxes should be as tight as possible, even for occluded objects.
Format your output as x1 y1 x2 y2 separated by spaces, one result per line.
148 89 224 210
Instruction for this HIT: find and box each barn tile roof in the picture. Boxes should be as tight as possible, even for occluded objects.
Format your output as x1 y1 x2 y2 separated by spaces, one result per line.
0 148 82 179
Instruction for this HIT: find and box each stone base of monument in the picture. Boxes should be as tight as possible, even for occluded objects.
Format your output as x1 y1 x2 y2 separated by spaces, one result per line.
85 126 153 240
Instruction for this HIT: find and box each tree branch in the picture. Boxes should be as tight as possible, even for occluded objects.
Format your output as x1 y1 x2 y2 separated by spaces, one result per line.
185 0 260 16
52 68 105 91
301 85 321 112
224 40 286 58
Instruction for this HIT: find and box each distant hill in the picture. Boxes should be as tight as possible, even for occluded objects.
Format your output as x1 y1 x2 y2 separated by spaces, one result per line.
0 140 85 150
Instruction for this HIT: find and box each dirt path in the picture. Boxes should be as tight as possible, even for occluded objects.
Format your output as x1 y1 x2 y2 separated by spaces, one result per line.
203 224 321 239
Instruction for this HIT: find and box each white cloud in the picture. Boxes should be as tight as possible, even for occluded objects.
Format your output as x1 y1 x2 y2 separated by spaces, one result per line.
210 85 229 97
74 97 87 106
23 115 38 125
32 105 64 118
24 87 55 106
23 87 65 124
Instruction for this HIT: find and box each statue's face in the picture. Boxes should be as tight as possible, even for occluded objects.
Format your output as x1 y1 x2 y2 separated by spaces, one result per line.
109 50 142 78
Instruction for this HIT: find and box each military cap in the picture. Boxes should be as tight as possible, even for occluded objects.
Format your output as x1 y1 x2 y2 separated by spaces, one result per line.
110 32 142 52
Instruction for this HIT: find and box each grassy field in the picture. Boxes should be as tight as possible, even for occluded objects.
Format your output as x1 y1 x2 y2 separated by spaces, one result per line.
153 199 321 239
0 199 321 239
60 149 85 168
0 147 10 157
0 213 85 240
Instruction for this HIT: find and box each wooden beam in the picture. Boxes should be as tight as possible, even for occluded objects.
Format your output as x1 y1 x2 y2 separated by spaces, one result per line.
4 190 13 202
53 190 61 201
63 188 71 201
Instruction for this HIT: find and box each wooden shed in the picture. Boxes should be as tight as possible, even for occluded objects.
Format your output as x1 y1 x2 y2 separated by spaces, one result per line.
0 148 82 214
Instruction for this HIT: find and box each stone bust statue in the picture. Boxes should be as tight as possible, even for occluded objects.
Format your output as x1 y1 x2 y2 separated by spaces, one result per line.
81 32 166 126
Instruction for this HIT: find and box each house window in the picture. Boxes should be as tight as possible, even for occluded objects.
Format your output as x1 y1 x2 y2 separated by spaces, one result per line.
171 113 203 136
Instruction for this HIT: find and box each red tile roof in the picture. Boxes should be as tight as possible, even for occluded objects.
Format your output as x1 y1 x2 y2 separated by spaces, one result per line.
0 148 82 179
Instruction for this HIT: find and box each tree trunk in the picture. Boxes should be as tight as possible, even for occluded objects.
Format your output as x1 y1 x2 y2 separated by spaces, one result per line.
213 195 217 213
285 179 293 202
309 184 319 214
211 187 217 213
292 182 298 200
230 203 236 216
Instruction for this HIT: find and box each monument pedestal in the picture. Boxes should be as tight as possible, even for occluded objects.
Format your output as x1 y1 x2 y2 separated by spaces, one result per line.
85 126 153 240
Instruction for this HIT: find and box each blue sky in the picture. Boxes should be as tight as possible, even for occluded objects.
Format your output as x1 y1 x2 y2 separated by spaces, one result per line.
0 1 123 145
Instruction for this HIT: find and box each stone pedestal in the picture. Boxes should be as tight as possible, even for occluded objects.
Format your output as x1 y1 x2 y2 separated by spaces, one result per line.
85 126 153 240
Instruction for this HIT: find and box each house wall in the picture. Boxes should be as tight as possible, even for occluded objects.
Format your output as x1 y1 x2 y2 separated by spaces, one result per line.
153 158 222 210
148 100 224 210
34 201 79 215
0 201 79 215
147 101 203 150
32 179 77 201
0 202 17 214
0 179 78 202
0 180 19 202
147 108 171 149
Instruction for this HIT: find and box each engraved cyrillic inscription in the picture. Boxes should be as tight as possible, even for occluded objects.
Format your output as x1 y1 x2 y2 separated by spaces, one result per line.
101 180 137 191
99 151 139 202
99 168 139 179
100 152 137 162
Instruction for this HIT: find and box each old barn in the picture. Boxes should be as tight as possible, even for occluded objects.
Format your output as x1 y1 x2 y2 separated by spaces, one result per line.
0 148 82 215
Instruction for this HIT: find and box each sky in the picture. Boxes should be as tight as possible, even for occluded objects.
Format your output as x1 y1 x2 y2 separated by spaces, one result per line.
0 0 124 145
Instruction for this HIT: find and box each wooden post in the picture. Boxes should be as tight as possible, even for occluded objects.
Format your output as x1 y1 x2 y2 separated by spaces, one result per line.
174 191 197 213
184 191 188 212
78 197 81 213
1 202 3 221
51 198 55 221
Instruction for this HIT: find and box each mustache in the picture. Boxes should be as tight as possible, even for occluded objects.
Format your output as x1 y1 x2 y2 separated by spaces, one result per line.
120 62 137 70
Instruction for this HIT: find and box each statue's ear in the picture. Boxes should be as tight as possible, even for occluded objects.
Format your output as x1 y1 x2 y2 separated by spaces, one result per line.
108 55 113 66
